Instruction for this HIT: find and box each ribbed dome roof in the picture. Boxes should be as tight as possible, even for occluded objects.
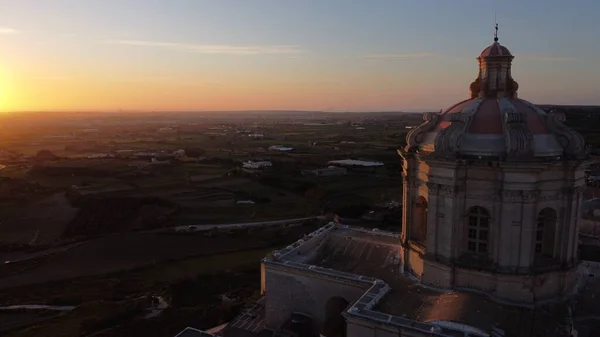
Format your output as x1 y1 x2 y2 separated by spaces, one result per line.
479 42 512 58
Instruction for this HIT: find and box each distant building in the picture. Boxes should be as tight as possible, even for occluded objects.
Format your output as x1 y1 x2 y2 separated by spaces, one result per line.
87 153 115 159
150 158 170 165
115 149 134 158
135 152 160 158
327 159 384 167
303 166 347 177
242 160 272 169
268 145 294 152
248 133 264 138
172 149 186 158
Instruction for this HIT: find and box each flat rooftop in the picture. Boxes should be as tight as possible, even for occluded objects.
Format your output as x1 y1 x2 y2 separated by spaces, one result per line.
284 225 568 337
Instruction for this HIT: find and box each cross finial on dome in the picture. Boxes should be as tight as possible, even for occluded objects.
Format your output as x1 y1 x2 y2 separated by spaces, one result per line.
494 23 499 42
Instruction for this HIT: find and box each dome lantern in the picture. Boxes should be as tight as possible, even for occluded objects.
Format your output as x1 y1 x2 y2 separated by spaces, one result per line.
470 23 519 99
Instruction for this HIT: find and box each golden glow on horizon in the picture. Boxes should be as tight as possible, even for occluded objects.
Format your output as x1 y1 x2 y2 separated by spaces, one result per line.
0 52 591 112
0 70 439 112
0 69 13 112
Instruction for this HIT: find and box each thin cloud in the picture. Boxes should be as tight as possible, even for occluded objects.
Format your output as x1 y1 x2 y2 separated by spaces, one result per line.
365 52 436 59
37 76 67 81
454 57 472 62
108 39 306 55
518 54 577 62
0 27 18 34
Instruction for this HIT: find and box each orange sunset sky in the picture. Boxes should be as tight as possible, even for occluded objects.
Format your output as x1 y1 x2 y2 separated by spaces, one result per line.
1 0 599 112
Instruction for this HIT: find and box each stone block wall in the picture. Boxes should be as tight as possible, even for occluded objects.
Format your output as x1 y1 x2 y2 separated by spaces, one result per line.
263 266 366 328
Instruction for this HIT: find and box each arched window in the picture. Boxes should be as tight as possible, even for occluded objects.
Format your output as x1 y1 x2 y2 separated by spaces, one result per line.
467 206 490 254
411 196 428 244
535 208 557 258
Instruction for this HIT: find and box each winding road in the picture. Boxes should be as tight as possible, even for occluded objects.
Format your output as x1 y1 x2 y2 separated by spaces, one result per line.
169 216 325 233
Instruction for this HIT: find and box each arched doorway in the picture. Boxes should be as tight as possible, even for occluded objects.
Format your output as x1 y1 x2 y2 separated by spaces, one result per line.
320 297 349 337
411 196 428 245
535 208 557 258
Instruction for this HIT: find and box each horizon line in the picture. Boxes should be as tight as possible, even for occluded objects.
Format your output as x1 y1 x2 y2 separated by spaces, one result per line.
2 104 599 115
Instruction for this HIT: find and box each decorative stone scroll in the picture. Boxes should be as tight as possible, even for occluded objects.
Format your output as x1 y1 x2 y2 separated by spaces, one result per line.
503 108 533 159
434 113 472 156
405 112 440 151
543 108 587 158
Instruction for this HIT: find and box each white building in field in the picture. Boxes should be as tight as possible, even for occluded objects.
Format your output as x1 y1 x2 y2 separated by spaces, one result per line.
268 145 294 152
242 160 272 169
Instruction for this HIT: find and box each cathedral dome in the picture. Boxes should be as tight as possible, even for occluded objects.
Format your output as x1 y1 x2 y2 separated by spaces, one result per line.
404 33 586 160
479 41 512 58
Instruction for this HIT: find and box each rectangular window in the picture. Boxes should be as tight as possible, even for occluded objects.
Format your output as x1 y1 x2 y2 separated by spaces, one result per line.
468 229 477 239
468 241 477 252
467 210 490 255
536 230 543 241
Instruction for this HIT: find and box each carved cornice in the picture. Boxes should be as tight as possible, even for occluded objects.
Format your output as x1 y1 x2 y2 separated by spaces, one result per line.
466 192 500 201
501 190 521 202
441 185 460 197
522 190 541 203
540 192 561 201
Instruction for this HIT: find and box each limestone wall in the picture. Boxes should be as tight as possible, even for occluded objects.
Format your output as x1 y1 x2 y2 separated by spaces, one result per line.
263 266 366 328
580 218 600 236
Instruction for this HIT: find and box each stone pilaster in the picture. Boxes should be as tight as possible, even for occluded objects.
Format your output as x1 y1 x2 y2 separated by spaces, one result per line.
519 191 538 268
561 186 575 263
566 187 582 262
499 191 524 268
426 182 439 255
439 185 458 260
